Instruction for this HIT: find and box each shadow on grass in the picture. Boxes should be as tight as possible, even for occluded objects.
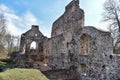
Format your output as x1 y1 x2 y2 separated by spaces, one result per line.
0 59 16 72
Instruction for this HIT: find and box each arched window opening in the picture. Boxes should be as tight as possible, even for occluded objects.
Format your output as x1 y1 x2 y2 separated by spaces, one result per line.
80 34 89 55
30 41 36 50
80 63 86 76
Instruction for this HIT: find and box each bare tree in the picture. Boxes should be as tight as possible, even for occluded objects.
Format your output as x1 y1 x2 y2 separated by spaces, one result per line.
5 33 13 53
0 13 7 54
102 0 120 53
0 13 21 58
15 36 20 51
103 0 120 31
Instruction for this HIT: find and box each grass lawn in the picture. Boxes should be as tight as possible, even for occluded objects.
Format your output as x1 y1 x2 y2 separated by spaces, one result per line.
0 55 49 80
0 68 49 80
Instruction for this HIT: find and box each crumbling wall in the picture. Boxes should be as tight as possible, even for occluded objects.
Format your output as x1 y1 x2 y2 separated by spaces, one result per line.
19 25 49 69
73 26 114 79
45 25 114 79
51 0 84 37
17 0 120 80
20 25 44 55
44 32 73 70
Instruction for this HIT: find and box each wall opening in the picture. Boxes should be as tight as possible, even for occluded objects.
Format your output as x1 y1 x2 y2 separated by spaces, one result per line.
22 44 26 53
30 41 37 50
35 34 38 36
80 63 86 76
110 55 113 59
80 34 89 55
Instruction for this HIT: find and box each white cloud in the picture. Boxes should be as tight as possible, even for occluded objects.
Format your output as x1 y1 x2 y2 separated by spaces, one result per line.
0 4 22 35
0 4 14 13
0 4 43 36
22 11 40 27
0 0 110 38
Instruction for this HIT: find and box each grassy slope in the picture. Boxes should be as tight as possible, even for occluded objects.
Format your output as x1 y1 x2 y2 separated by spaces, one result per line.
0 68 49 80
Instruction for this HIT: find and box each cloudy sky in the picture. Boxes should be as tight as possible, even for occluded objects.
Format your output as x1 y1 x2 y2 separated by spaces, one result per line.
0 0 108 37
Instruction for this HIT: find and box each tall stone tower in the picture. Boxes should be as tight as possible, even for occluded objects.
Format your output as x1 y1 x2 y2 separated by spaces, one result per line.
51 0 84 37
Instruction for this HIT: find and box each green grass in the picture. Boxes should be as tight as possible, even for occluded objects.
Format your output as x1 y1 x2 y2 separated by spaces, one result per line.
0 68 49 80
0 55 49 80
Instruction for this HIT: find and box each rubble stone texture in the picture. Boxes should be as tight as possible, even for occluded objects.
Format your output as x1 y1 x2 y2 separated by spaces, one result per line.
18 0 120 80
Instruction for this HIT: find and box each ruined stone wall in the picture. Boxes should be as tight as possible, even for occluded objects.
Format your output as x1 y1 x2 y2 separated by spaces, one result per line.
44 25 115 79
18 0 120 80
73 26 114 79
44 32 73 70
51 0 84 37
46 26 114 71
20 25 45 59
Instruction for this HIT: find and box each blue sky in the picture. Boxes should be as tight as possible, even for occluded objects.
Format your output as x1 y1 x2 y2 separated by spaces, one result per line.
0 0 107 37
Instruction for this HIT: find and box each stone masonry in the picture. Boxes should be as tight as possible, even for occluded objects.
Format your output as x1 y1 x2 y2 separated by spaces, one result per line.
17 0 120 80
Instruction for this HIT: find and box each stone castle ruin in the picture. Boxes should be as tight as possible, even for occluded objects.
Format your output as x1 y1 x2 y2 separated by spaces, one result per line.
13 0 120 80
